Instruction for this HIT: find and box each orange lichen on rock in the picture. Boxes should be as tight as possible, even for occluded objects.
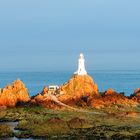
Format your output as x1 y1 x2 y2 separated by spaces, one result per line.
0 80 30 107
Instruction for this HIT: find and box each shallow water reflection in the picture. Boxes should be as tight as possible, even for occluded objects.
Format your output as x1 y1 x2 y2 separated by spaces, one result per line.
0 122 35 140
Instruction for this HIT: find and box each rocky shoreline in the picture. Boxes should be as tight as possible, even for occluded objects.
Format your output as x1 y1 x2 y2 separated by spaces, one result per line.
1 74 140 139
0 74 140 109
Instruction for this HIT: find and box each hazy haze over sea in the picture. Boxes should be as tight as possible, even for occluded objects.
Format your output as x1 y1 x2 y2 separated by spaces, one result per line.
0 0 140 72
0 1 140 97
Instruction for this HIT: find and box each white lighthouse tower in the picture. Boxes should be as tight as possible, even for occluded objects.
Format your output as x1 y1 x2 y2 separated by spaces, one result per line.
74 53 87 75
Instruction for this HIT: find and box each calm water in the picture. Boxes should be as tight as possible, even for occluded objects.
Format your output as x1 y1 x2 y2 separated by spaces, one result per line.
0 70 140 96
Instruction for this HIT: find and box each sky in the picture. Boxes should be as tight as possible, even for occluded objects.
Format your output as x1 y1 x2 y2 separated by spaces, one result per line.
0 0 140 72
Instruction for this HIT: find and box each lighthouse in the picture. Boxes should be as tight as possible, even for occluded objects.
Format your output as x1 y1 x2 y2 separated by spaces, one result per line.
74 53 87 75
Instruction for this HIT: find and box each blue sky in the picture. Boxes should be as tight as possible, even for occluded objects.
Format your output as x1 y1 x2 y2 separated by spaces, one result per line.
0 0 140 71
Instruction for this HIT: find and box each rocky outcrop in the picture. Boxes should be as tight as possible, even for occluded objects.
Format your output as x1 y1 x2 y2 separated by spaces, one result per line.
41 86 49 95
57 74 99 106
130 88 140 103
89 90 138 109
60 74 98 96
0 75 139 110
31 75 140 109
104 89 116 96
31 74 99 108
32 93 59 109
0 80 30 107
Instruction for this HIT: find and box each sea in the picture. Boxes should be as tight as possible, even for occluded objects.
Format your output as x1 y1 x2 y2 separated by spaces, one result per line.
0 70 140 96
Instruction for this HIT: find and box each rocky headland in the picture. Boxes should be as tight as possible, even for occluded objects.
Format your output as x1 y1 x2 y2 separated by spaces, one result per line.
31 74 139 110
0 74 139 110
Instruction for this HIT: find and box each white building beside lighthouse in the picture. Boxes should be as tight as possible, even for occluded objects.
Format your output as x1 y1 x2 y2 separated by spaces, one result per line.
74 53 87 75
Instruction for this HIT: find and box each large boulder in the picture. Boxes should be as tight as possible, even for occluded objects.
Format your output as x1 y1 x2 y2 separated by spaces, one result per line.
0 80 30 107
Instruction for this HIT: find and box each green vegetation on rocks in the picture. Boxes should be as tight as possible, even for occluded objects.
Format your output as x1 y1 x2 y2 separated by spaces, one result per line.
0 124 13 137
1 106 140 139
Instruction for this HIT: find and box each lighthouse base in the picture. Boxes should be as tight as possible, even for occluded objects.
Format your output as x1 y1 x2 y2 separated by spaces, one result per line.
74 70 87 76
